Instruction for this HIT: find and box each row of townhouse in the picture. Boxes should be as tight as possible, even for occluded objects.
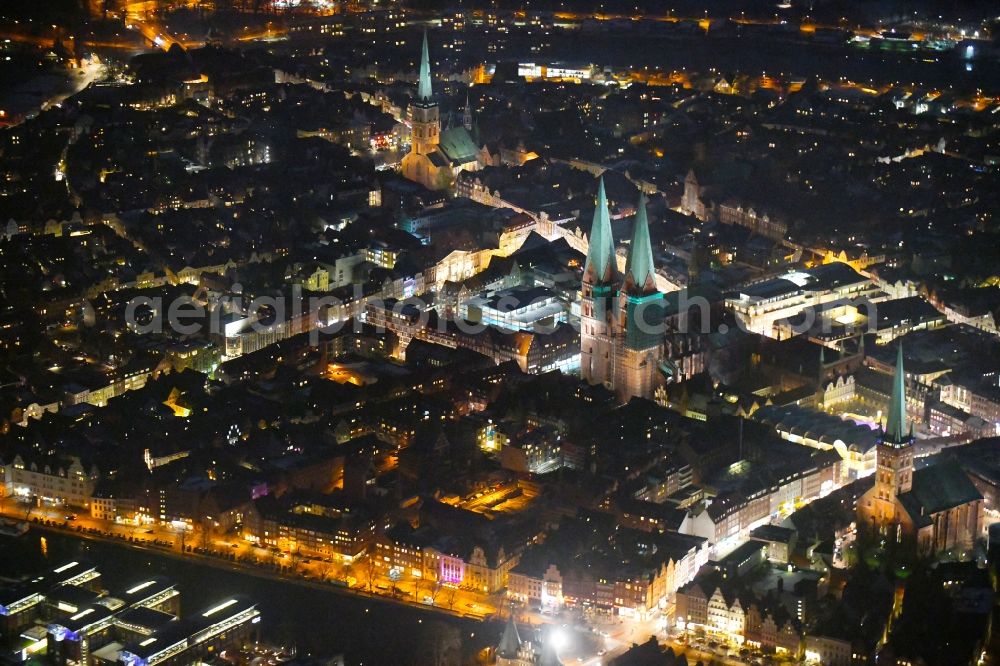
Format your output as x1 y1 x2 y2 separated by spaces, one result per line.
2 214 82 240
680 450 842 553
244 497 379 563
855 359 998 440
938 375 1000 436
507 555 702 621
716 202 789 241
676 583 803 657
506 530 709 620
373 521 521 594
678 583 866 665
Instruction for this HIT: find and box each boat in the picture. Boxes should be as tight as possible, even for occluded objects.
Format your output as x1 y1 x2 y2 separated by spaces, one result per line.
0 519 29 537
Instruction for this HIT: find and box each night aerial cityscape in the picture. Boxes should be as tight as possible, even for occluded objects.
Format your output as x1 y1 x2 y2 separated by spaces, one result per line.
2 1 1000 665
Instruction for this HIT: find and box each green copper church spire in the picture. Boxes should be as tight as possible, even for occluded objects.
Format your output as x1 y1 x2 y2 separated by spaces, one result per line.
624 192 656 294
885 344 909 444
417 30 433 101
584 176 616 284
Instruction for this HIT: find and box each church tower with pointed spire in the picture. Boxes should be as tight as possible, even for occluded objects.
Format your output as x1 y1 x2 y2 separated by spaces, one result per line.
495 610 564 666
580 177 618 389
613 192 665 402
873 345 914 520
412 29 438 155
463 88 473 131
401 31 443 189
401 32 483 191
857 344 983 551
863 344 914 527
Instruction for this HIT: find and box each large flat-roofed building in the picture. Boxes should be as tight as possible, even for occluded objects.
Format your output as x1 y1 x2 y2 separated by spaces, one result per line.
109 607 178 648
365 299 580 374
751 403 880 480
725 264 880 337
247 498 378 563
463 286 568 332
115 579 179 617
772 295 947 344
116 597 260 666
0 562 253 666
24 576 179 666
47 601 118 666
0 560 101 637
46 584 103 620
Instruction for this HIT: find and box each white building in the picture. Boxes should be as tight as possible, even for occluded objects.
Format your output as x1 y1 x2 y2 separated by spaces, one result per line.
804 634 853 666
726 264 880 338
0 454 98 508
463 286 568 332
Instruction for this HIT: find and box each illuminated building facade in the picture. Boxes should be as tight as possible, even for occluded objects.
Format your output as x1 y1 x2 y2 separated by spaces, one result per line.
676 583 804 657
725 264 878 338
506 527 708 619
375 526 518 595
0 454 98 508
680 450 842 553
246 499 377 563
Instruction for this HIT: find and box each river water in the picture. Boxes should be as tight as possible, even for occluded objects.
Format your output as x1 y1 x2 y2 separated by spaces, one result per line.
0 531 491 666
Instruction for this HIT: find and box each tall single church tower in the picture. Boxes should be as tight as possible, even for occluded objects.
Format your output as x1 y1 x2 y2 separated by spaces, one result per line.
401 32 481 190
410 30 439 156
400 31 442 189
870 344 914 524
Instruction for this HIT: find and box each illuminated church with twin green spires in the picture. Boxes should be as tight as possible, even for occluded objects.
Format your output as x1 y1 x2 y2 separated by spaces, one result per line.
580 177 666 404
857 345 984 554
